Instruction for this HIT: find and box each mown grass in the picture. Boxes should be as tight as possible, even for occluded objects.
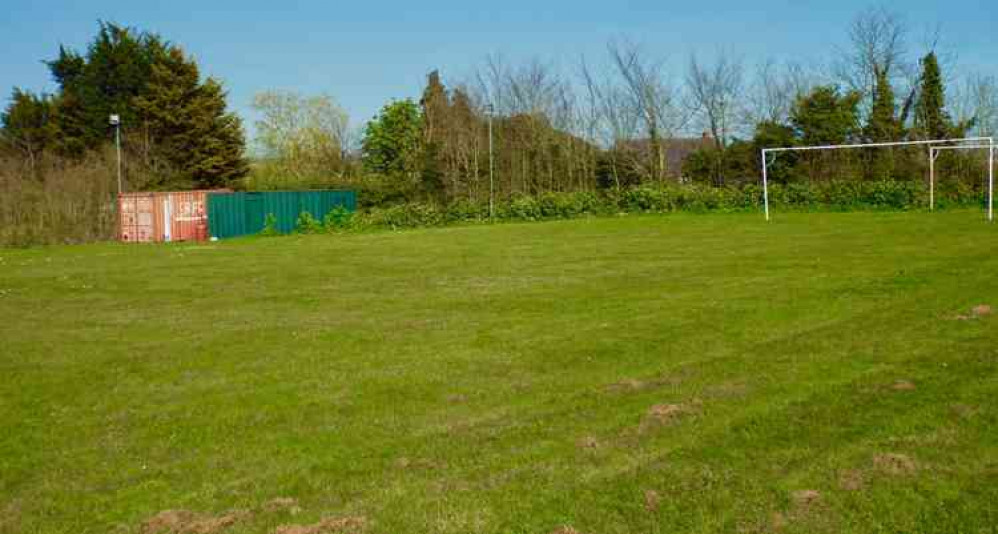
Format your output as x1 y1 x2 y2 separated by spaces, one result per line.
1 211 997 534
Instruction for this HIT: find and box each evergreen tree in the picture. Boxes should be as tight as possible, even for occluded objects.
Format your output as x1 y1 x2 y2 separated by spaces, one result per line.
133 47 248 187
913 52 952 140
790 86 862 145
0 89 55 171
1 21 247 187
865 69 900 142
361 99 424 180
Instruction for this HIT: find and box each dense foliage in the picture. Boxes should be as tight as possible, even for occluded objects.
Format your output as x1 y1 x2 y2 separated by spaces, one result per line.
270 180 983 236
1 22 247 189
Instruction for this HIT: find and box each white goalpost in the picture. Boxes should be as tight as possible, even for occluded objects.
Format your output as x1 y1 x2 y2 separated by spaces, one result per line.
760 137 995 222
929 143 994 213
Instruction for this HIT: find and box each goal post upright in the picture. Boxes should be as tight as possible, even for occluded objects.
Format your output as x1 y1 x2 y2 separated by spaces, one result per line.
759 137 994 222
761 149 770 221
988 142 995 222
929 144 994 214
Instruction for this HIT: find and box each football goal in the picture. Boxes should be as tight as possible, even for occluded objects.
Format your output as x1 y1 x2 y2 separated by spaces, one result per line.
760 137 994 222
929 143 994 212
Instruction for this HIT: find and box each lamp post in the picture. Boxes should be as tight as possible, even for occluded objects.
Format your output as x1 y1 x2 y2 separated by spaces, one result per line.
110 114 122 196
485 104 495 220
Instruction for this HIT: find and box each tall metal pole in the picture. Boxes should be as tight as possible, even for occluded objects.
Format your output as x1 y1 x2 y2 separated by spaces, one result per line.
761 150 770 221
487 104 495 220
110 114 122 196
115 123 122 195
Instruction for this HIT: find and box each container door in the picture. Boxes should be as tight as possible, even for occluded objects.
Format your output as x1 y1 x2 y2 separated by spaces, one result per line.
162 197 173 242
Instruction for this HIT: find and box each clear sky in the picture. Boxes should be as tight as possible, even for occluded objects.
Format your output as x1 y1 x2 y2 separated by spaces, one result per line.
2 0 995 135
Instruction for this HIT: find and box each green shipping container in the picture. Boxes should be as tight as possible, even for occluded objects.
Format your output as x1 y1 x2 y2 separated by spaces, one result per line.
207 190 356 239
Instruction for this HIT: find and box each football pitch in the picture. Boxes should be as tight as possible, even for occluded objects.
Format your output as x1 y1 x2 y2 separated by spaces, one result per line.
2 211 997 534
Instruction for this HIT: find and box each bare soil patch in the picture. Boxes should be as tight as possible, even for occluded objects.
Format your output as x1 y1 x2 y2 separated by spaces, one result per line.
576 436 599 450
643 489 661 512
0 499 22 533
142 510 250 534
954 304 993 320
551 527 583 534
792 490 821 510
890 380 916 391
873 453 917 476
274 516 367 534
640 399 701 432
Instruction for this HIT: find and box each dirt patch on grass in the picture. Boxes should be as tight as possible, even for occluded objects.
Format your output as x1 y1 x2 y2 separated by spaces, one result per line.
640 399 701 432
643 489 661 512
792 490 822 510
0 499 22 533
874 453 917 476
142 510 250 534
576 436 600 450
838 469 865 491
890 380 916 391
954 304 992 320
274 516 367 534
550 527 583 534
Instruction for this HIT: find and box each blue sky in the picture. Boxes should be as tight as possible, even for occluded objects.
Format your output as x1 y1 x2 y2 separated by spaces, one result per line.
2 0 995 136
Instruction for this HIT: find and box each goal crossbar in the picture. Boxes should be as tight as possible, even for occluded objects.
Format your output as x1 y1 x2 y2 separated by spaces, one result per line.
760 137 994 222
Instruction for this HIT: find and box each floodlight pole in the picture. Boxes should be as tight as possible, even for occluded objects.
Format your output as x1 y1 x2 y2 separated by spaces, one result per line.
990 143 994 222
110 114 122 196
486 104 495 220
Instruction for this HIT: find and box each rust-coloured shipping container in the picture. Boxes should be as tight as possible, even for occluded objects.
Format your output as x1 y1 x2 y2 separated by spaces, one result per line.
119 191 218 243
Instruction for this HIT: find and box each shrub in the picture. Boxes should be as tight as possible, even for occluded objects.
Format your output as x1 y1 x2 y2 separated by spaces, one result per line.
260 214 280 236
323 205 355 231
509 195 541 220
295 211 324 234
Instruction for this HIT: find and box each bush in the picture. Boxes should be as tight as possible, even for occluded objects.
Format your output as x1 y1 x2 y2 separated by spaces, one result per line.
323 205 355 231
508 195 541 220
260 214 280 236
295 211 323 234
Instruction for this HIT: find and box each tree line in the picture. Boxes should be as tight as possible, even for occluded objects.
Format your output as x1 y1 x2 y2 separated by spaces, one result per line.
2 10 997 244
251 7 995 206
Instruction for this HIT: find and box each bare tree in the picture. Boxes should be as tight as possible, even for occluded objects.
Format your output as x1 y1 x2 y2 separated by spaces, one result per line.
835 6 910 104
743 60 823 129
686 50 743 149
607 40 687 182
579 56 641 189
952 74 998 137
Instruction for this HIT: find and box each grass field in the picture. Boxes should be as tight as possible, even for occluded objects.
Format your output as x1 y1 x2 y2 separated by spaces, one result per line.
2 211 998 534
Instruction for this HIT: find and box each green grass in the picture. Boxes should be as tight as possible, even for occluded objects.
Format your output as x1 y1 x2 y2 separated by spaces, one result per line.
2 211 998 534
